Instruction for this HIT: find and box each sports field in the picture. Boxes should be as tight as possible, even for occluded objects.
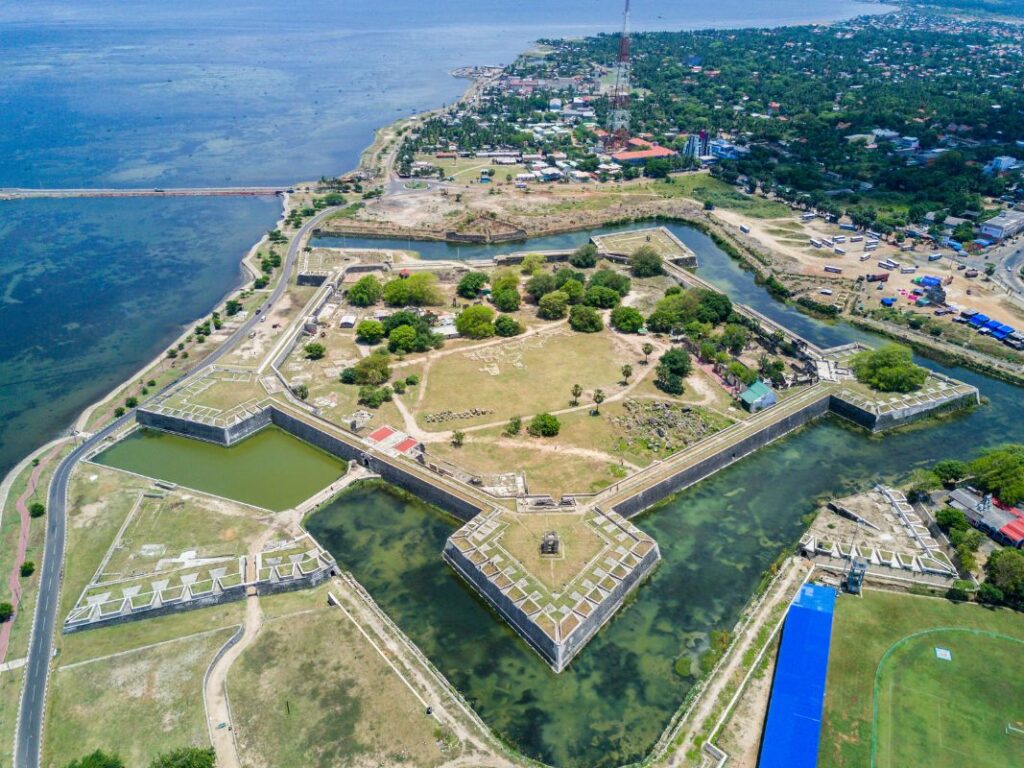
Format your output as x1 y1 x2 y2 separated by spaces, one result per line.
873 629 1024 768
820 590 1024 768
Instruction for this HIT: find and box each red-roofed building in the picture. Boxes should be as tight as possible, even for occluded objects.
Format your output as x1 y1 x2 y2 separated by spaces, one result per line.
611 146 678 165
628 137 653 148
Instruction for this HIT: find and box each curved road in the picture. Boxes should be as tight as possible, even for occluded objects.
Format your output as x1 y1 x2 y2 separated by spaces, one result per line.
14 205 339 768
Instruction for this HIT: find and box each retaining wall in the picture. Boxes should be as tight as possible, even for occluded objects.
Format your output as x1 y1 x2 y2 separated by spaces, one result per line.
444 539 660 672
136 408 271 446
64 584 249 634
613 394 832 518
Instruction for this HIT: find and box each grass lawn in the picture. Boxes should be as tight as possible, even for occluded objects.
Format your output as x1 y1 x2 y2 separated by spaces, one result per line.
415 329 632 430
44 627 234 768
58 465 151 621
648 174 791 218
820 589 1024 768
57 602 244 666
162 372 268 413
229 607 454 768
431 430 619 497
499 512 605 592
100 491 268 580
0 668 24 760
874 629 1024 768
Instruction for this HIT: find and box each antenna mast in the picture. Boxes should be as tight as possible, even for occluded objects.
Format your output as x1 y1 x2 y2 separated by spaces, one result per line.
607 0 632 146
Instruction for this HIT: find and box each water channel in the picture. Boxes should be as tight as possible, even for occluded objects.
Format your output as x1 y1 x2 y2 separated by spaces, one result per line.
307 221 1024 767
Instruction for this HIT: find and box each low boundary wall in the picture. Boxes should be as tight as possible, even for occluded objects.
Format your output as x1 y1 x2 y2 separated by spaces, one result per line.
135 404 483 523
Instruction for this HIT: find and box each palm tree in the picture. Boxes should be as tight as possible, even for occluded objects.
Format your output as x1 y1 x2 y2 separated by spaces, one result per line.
642 342 654 364
570 383 583 406
621 364 633 384
592 389 605 414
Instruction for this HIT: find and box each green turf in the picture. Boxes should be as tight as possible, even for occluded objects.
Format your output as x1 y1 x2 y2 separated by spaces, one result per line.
820 589 1024 768
873 629 1024 768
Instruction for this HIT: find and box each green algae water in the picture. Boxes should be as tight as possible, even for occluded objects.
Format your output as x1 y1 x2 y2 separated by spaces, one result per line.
94 426 345 511
305 223 1024 767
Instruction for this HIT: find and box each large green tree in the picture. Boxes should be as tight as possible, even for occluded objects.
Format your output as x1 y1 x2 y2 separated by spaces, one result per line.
850 343 927 393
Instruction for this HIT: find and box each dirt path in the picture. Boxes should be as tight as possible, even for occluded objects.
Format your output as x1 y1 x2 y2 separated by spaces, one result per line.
0 442 64 663
205 594 262 768
329 575 525 768
659 557 811 767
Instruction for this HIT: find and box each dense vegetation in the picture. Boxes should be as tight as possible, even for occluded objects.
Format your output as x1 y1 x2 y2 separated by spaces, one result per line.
850 343 927 393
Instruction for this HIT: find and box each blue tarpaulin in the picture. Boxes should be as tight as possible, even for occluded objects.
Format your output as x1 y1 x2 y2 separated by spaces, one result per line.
970 314 990 327
758 584 837 768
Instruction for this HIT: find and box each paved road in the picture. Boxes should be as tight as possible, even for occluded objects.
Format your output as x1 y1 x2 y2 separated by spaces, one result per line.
0 187 286 200
13 205 339 768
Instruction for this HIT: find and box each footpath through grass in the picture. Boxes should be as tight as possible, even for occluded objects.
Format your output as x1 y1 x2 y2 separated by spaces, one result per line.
820 589 1024 768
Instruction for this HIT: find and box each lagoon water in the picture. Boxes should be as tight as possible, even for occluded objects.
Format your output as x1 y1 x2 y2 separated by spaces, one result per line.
1 0 887 476
307 223 1024 767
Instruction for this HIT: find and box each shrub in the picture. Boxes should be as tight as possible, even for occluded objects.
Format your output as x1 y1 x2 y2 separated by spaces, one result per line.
560 278 586 304
125 397 139 409
659 348 693 377
492 287 521 312
357 385 393 408
63 750 125 768
583 285 621 309
655 367 685 395
304 342 326 360
292 384 309 400
455 305 496 339
392 380 406 394
610 306 644 333
148 747 216 768
29 502 45 518
505 415 522 435
341 350 391 385
20 561 35 577
589 269 631 297
569 242 598 268
538 291 569 320
569 305 603 333
0 602 13 622
629 245 664 277
405 374 420 386
388 324 420 353
495 315 524 337
528 413 561 437
525 273 558 302
355 319 385 344
520 253 546 274
350 276 385 307
490 269 519 294
457 271 489 298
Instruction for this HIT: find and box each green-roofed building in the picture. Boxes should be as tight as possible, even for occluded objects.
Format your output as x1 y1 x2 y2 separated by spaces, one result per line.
739 379 777 413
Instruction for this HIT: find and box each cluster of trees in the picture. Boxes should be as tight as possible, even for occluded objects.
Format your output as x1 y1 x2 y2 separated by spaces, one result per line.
356 311 444 354
346 273 443 308
934 445 1024 506
935 507 984 573
63 747 215 768
850 343 927 393
646 287 732 334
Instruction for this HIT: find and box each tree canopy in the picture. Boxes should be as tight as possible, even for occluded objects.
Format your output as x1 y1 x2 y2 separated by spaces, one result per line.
456 305 496 338
569 304 603 333
457 271 489 299
850 343 927 393
347 275 383 307
538 291 570 320
628 245 664 277
969 444 1024 505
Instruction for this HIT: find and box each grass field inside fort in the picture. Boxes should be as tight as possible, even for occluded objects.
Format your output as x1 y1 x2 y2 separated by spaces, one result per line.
820 590 1024 768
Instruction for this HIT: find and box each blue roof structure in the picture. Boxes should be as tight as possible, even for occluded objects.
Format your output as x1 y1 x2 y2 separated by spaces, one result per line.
969 314 990 327
758 584 837 768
